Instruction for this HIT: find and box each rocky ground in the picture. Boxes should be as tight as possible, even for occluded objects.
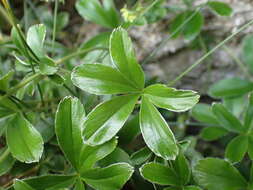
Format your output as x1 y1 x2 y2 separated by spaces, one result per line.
68 0 253 94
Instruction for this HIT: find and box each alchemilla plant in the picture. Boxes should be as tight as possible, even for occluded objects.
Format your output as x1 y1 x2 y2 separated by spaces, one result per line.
1 0 253 190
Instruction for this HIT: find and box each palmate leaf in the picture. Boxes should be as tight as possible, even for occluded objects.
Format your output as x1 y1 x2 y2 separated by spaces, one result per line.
110 27 145 89
140 162 180 186
212 103 246 133
71 63 140 95
6 114 44 163
81 163 134 190
75 0 120 28
225 135 248 163
194 158 247 190
82 94 140 146
55 97 86 170
8 175 77 190
207 1 233 16
191 103 219 124
0 147 15 176
170 10 204 41
55 97 117 173
140 96 178 160
144 84 199 112
14 180 35 190
26 24 46 58
208 77 253 98
200 127 228 141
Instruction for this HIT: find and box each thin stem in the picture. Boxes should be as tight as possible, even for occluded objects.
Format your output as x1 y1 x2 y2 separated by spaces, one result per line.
51 0 58 54
24 0 28 32
3 165 39 188
0 148 10 164
142 7 202 64
223 45 252 79
55 47 108 65
63 84 78 97
168 18 253 86
0 3 12 26
10 95 30 108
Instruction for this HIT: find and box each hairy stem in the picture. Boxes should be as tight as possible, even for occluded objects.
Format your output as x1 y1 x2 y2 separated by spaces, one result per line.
55 47 108 64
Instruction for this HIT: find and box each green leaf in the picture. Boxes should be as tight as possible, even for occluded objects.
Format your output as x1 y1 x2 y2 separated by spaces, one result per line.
110 27 145 89
170 11 204 41
144 84 199 112
56 97 117 173
75 0 120 28
55 97 86 170
244 94 253 132
56 12 69 32
74 178 85 190
163 187 180 190
140 162 180 186
140 96 178 160
11 26 27 56
71 63 140 95
242 35 253 73
0 103 16 120
223 95 247 118
0 147 15 176
200 127 228 141
0 97 19 114
212 103 245 133
98 147 130 167
194 158 247 190
183 11 204 41
82 94 139 145
130 147 152 166
81 32 110 50
0 70 14 91
183 186 203 190
26 24 46 58
208 1 233 16
208 77 253 98
225 135 248 163
39 56 58 75
79 138 117 173
79 32 110 62
191 103 219 124
248 133 253 160
172 152 190 185
81 163 134 190
14 180 35 190
48 74 65 85
6 114 44 163
35 118 54 143
9 175 77 190
118 114 140 146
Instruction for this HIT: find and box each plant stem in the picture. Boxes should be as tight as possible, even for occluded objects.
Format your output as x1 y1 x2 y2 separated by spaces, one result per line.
51 0 58 54
168 18 253 86
24 0 28 32
55 47 108 64
3 165 39 188
142 7 201 64
223 45 252 79
0 148 10 163
63 84 78 97
0 3 12 26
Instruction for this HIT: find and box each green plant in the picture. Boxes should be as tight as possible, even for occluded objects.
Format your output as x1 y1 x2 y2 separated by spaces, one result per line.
1 0 253 190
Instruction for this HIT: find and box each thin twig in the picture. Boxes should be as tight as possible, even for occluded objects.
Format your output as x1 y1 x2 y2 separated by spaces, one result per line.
168 18 253 86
